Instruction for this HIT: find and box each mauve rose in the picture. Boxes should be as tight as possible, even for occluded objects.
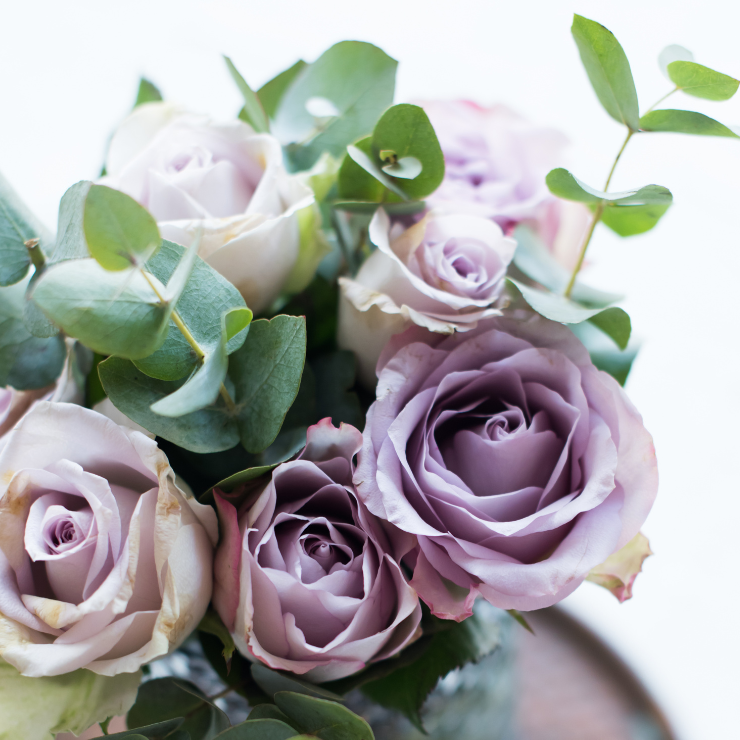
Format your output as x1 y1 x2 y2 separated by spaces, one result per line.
102 102 321 314
214 419 421 681
355 318 658 620
421 100 589 262
337 208 516 387
0 402 218 677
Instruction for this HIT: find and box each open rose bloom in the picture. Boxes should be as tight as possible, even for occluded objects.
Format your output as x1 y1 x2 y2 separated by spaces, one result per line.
214 420 421 681
0 403 217 677
356 318 658 620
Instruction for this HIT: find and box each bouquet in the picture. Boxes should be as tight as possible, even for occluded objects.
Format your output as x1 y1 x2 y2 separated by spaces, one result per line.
0 13 736 739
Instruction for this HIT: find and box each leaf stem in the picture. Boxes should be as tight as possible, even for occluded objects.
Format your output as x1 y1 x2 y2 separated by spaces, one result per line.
139 267 236 411
24 238 46 271
563 127 633 298
644 86 679 115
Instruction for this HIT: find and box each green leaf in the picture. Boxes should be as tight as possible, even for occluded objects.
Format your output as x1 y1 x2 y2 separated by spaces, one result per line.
229 316 307 453
658 44 693 78
571 15 640 130
346 145 408 200
570 321 639 387
506 609 535 634
247 706 295 725
134 241 250 381
251 665 342 702
197 609 235 663
127 678 229 740
135 78 163 107
337 138 393 202
545 169 672 206
0 171 53 287
50 180 93 264
84 184 161 270
508 278 631 349
99 357 240 453
274 692 374 740
359 611 500 732
225 56 270 133
639 109 740 138
600 200 672 236
106 718 185 739
311 351 363 429
23 268 59 338
273 41 397 168
0 279 66 389
667 60 739 101
331 200 425 216
258 60 308 120
215 719 297 740
0 659 141 740
32 259 170 359
371 104 445 199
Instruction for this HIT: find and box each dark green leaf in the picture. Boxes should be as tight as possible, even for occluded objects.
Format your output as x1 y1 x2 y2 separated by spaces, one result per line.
587 306 632 351
99 357 240 453
134 241 250 381
135 78 164 107
229 316 307 453
311 351 363 428
247 706 295 726
371 104 445 199
225 56 270 133
215 719 296 740
571 14 640 130
274 692 374 740
208 464 278 498
84 184 161 270
32 259 170 359
251 665 342 702
667 60 739 101
0 279 66 389
106 718 185 739
0 170 53 286
639 109 739 138
127 678 229 740
198 609 235 663
600 200 671 236
258 61 307 120
360 611 500 731
273 41 397 168
546 169 672 206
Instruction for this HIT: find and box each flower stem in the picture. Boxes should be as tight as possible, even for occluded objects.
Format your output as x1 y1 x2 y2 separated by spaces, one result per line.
139 268 236 411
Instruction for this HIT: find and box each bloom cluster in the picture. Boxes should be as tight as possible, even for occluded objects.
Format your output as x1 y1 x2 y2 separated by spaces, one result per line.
0 13 736 740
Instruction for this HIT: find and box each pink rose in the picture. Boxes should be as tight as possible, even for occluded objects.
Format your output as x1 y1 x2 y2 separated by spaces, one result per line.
355 319 658 620
337 208 515 387
214 419 421 681
0 403 217 677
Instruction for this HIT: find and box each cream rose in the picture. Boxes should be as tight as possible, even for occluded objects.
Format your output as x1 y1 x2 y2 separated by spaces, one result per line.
102 102 320 314
0 402 217 677
338 208 516 387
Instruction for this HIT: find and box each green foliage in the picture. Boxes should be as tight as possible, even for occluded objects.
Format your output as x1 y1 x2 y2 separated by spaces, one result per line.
127 678 229 740
197 610 236 663
251 665 342 702
247 705 295 725
84 185 161 270
274 692 374 740
600 201 672 236
258 60 307 119
50 180 93 264
311 351 363 429
0 170 52 287
667 60 739 101
105 718 185 739
571 15 640 130
337 138 395 203
570 321 639 386
0 279 66 389
545 169 672 207
215 719 297 740
273 41 397 169
639 109 739 138
226 56 270 133
134 78 163 106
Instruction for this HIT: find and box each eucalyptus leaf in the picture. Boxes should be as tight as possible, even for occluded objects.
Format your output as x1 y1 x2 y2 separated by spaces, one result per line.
381 156 422 179
600 201 671 236
32 259 170 359
99 357 240 453
127 678 229 740
658 45 693 79
274 692 374 740
135 78 163 107
0 170 52 286
371 103 444 198
570 321 639 387
105 718 185 739
545 168 672 206
23 268 60 338
346 145 408 200
229 316 307 453
247 705 295 726
273 41 397 169
571 14 640 130
83 184 161 270
215 719 296 740
50 180 93 263
337 138 394 202
225 56 270 133
667 60 739 101
639 109 739 138
257 60 307 120
331 200 425 216
251 665 342 702
198 610 235 663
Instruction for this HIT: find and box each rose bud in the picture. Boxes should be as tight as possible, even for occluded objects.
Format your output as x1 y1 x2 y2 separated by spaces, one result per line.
213 419 421 681
355 318 658 620
0 402 217 677
101 102 323 314
337 208 516 387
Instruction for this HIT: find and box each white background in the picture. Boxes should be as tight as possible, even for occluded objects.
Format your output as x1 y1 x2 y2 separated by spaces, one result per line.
2 1 738 738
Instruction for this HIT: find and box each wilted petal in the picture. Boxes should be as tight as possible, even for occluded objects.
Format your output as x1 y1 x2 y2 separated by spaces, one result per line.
586 532 653 602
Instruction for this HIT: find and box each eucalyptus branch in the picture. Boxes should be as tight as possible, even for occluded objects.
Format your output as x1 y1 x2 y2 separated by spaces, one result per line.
24 238 46 271
139 267 236 412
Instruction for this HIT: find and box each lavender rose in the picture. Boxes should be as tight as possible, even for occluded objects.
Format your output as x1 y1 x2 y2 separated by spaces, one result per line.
355 318 658 620
338 208 516 387
102 102 322 313
0 402 218 677
213 419 421 681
